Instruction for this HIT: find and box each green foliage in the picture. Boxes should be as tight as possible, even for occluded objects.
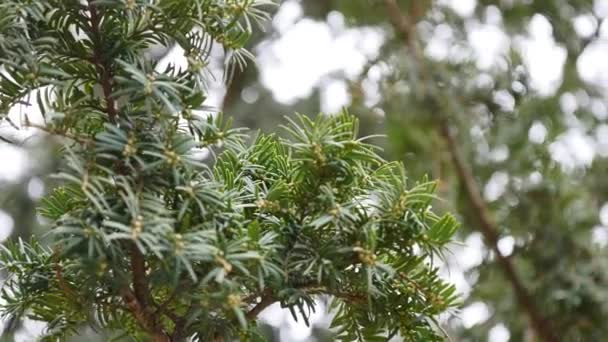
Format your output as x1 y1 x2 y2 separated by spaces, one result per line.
0 0 459 340
216 0 608 340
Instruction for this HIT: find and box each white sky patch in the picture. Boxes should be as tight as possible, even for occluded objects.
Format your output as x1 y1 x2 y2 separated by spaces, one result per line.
439 233 484 298
443 268 473 299
284 302 326 341
599 203 608 226
488 323 511 342
258 301 327 340
6 87 46 128
0 145 30 182
549 129 595 170
467 22 510 70
257 18 384 104
573 14 598 38
485 5 503 25
595 124 608 156
241 86 260 104
425 24 455 61
529 121 548 144
27 177 45 200
516 14 567 96
493 90 515 111
14 318 45 342
438 249 473 300
272 0 302 33
361 75 382 107
461 302 491 328
0 210 15 242
440 0 477 17
595 0 608 18
528 171 543 185
592 225 608 247
475 73 494 89
489 145 509 163
497 235 515 257
157 38 227 111
484 171 509 202
456 233 484 271
601 19 608 38
156 44 188 71
577 40 608 91
258 302 284 327
559 92 578 114
591 98 608 119
320 79 350 113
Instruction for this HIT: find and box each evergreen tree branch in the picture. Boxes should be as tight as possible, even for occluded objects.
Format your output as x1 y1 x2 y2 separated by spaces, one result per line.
382 1 556 341
25 123 93 145
245 293 275 320
86 0 117 124
0 135 16 145
120 287 166 341
0 2 460 340
128 244 169 341
243 285 368 321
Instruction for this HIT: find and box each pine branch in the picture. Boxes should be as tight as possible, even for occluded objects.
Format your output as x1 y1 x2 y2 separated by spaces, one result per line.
382 1 556 341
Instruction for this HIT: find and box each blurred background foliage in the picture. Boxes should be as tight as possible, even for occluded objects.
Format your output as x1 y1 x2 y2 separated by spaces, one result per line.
3 0 608 341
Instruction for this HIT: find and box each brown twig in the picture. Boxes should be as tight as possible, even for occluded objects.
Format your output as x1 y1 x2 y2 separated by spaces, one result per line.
0 135 17 145
301 285 367 304
87 0 117 124
119 244 169 341
438 123 556 341
382 1 556 341
53 263 78 299
85 1 167 339
50 248 79 301
242 284 368 321
130 245 152 308
25 122 93 145
121 288 168 341
245 293 276 320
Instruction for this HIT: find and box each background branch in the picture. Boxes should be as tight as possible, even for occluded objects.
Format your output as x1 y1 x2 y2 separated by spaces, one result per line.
382 1 556 341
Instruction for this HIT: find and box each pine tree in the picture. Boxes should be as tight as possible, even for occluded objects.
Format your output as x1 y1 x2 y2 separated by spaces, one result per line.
0 1 459 340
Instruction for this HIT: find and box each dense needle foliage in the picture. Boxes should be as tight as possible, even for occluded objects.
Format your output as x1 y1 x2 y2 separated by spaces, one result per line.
213 1 608 340
0 1 459 340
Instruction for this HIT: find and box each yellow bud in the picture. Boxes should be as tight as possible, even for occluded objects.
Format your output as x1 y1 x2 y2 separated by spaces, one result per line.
227 294 241 308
